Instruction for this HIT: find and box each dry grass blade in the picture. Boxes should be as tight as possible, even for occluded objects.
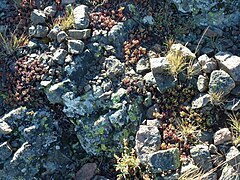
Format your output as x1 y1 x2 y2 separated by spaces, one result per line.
227 112 240 146
209 91 225 106
53 7 75 31
166 50 187 77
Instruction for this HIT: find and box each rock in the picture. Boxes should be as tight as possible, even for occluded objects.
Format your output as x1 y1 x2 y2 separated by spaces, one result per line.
214 128 232 146
142 15 155 25
180 162 199 178
45 79 75 104
0 142 12 161
198 54 217 74
109 108 128 130
52 48 68 65
215 52 232 62
136 57 150 74
146 119 163 127
57 31 68 43
67 40 84 54
111 88 126 104
197 75 209 92
92 175 109 180
30 25 49 38
73 5 89 29
146 104 159 119
104 56 124 79
170 0 217 13
224 98 240 111
47 26 61 40
153 73 176 94
0 121 12 134
191 93 210 109
75 163 97 180
190 144 213 171
231 85 240 96
187 61 202 76
62 91 95 117
205 27 223 37
148 148 180 173
218 55 240 82
219 164 239 180
68 29 91 40
144 72 157 86
169 44 196 60
209 144 218 154
225 146 240 167
135 125 161 163
44 5 56 18
209 70 235 96
150 57 169 74
31 9 46 25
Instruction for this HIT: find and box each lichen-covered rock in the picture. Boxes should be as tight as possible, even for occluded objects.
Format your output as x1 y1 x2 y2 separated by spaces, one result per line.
67 40 85 54
153 73 176 94
190 144 213 171
31 9 46 25
150 57 169 74
45 79 76 104
197 75 209 92
191 93 210 109
209 70 235 96
74 5 89 29
218 55 240 82
135 125 161 163
148 148 180 173
169 44 196 60
214 128 232 145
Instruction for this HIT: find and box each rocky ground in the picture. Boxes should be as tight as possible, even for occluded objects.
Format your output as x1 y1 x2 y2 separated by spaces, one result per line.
0 0 240 179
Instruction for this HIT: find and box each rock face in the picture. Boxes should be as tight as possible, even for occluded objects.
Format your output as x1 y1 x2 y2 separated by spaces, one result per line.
135 125 161 163
74 5 89 29
148 148 180 173
209 70 235 96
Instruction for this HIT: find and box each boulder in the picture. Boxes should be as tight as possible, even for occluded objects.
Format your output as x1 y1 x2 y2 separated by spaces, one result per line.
191 93 210 109
52 48 68 65
73 5 89 29
67 40 84 54
209 70 235 96
104 56 124 79
150 57 169 74
68 29 91 40
31 9 46 25
136 57 150 74
197 75 209 92
214 128 232 146
198 54 217 74
57 31 68 43
43 5 57 18
148 148 180 173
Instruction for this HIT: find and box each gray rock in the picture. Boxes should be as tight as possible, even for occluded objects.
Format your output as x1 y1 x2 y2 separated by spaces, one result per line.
190 144 213 171
44 5 57 18
104 56 124 79
224 98 240 111
62 91 95 117
73 5 89 29
225 146 240 167
231 85 240 96
150 57 169 74
187 61 202 76
197 75 209 92
67 40 84 54
205 27 223 37
52 48 68 65
45 79 75 104
146 104 159 119
31 9 46 25
219 164 240 180
143 92 153 107
146 119 163 127
144 72 157 86
142 16 155 25
47 26 61 40
57 31 68 43
136 57 150 74
198 54 217 74
209 144 218 154
75 163 97 180
68 29 91 40
214 128 232 145
153 73 176 94
209 70 235 96
215 52 232 62
32 25 49 38
0 121 12 135
109 108 128 130
92 175 109 180
191 93 210 109
170 43 196 59
218 55 240 82
0 142 12 161
148 148 180 173
135 125 161 163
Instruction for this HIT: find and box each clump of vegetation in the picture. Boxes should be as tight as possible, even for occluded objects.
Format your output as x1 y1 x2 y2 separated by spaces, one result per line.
114 139 141 179
166 50 187 77
54 7 75 31
228 112 240 146
0 32 28 55
209 91 225 106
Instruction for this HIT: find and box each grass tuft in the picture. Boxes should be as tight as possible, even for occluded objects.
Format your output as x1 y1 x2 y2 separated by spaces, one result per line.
53 7 75 31
227 112 240 146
